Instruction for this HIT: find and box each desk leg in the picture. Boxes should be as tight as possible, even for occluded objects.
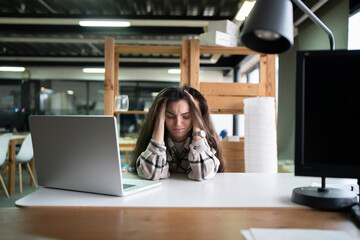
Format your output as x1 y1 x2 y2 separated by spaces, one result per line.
7 142 16 195
30 157 35 186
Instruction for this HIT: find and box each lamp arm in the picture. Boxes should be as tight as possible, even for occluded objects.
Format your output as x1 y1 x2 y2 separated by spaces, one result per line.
291 0 335 50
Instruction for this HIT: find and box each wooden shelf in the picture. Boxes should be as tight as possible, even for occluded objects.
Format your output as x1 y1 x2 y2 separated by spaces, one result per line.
104 38 276 173
210 109 244 115
114 110 148 115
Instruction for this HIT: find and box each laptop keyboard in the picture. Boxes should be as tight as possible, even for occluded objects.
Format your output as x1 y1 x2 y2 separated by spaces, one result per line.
123 184 136 189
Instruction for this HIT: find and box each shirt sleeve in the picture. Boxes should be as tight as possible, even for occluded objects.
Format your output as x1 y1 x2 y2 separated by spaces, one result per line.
136 138 170 180
187 138 220 181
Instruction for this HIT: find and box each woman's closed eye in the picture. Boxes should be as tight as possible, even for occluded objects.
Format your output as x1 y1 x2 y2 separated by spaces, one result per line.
182 113 191 119
165 113 191 119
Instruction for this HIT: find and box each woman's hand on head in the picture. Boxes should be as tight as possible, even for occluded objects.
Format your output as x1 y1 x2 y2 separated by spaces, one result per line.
158 99 167 123
184 90 200 110
184 90 202 131
152 99 167 144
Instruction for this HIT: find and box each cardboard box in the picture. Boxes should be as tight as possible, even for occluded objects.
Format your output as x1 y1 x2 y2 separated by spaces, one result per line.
200 31 238 47
207 20 239 36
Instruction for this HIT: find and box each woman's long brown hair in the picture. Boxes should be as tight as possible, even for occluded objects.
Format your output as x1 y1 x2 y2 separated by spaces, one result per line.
130 85 224 172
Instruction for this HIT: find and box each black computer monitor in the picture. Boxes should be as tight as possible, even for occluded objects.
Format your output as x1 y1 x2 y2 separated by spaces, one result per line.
291 49 360 210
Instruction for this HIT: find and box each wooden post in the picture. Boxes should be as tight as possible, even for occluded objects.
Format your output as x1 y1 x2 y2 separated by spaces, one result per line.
30 157 35 186
265 54 276 98
104 38 115 115
114 54 119 100
189 39 200 90
8 141 15 195
180 40 190 87
259 54 276 97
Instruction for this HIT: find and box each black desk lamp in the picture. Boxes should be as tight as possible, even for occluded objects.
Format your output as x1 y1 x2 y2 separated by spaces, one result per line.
240 0 335 53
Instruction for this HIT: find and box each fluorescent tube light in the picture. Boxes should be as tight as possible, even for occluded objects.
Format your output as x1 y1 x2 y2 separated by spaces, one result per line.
235 1 256 21
168 69 181 74
79 21 130 27
83 68 105 73
0 66 25 72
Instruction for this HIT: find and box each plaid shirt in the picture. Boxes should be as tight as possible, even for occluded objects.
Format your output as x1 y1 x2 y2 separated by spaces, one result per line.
136 135 220 181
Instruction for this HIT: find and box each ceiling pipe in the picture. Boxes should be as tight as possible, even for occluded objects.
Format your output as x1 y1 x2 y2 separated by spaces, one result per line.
0 17 209 27
294 0 328 27
0 56 217 64
0 37 184 45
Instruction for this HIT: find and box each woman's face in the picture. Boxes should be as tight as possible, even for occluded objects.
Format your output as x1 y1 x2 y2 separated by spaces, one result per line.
165 99 192 142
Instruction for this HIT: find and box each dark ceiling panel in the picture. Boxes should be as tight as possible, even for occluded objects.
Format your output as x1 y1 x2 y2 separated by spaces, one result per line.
0 0 329 68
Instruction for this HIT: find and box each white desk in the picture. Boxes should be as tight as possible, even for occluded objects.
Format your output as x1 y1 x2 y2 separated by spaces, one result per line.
15 173 358 208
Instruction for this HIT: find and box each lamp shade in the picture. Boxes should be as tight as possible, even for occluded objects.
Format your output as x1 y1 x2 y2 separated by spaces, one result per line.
240 0 294 54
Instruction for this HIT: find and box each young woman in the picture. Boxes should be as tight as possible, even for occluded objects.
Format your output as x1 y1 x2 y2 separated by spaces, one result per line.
130 85 224 181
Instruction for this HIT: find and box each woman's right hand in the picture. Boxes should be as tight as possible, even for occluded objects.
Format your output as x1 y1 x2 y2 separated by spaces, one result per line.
158 99 167 123
152 99 167 144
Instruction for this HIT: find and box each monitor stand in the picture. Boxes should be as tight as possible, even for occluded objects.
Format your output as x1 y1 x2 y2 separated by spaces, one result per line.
291 177 358 210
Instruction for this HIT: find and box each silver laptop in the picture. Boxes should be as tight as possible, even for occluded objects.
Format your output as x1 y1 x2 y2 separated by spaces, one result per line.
29 115 161 196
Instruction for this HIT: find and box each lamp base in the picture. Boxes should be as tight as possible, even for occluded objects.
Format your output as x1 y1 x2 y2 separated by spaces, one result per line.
291 186 357 210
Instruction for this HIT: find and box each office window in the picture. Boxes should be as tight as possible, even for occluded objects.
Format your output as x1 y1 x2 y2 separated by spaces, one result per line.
348 10 360 50
39 80 86 115
38 80 105 115
246 65 260 84
88 81 105 115
0 82 21 109
0 81 22 132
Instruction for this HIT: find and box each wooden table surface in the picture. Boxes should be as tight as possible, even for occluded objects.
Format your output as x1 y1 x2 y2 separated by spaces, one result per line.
1 207 359 240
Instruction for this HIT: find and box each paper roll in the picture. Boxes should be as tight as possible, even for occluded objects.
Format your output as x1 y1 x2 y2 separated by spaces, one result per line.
244 97 277 173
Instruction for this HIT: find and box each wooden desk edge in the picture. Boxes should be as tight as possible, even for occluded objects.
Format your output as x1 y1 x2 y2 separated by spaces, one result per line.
3 206 359 240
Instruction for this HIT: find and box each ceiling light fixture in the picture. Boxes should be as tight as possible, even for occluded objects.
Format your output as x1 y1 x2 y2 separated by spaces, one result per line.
83 68 105 73
79 20 131 27
235 1 256 21
0 66 25 72
168 69 181 74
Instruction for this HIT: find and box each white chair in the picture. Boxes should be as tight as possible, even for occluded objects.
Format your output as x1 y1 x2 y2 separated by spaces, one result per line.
0 133 12 197
15 133 37 193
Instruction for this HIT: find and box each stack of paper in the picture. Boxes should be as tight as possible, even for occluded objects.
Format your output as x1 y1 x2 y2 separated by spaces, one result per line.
244 97 277 173
200 20 239 47
241 228 358 240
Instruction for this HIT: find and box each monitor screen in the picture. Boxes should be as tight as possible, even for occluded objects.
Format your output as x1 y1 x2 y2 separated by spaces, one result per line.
295 49 360 179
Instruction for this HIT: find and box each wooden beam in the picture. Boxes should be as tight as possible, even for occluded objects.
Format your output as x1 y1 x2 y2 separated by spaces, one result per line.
180 40 190 87
265 54 276 97
115 45 181 55
210 109 244 114
200 46 258 55
200 82 261 97
114 54 119 98
189 39 200 90
204 95 246 113
104 38 115 115
259 54 276 97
